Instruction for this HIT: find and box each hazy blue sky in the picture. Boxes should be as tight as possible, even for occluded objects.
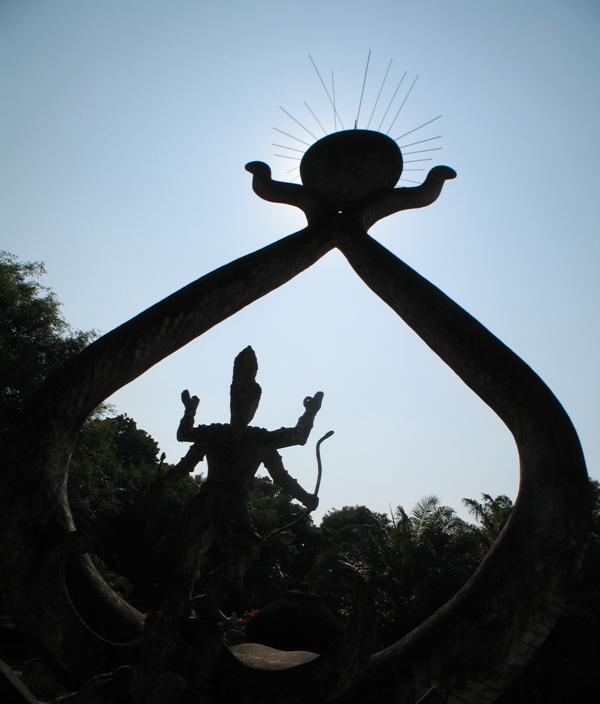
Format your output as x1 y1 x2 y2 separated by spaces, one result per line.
2 0 599 522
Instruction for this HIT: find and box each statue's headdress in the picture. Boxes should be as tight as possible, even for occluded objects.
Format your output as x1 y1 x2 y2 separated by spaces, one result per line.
230 346 262 426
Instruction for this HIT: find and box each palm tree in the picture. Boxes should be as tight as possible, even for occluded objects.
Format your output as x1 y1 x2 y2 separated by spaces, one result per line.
388 496 482 641
396 495 461 541
462 493 514 550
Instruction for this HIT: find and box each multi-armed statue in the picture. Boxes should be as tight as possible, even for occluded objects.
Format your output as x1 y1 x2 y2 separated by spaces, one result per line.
171 345 323 620
0 124 590 703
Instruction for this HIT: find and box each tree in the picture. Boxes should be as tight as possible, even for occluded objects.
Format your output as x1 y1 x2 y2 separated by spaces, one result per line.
68 411 203 611
240 476 321 609
68 411 161 541
307 506 396 647
387 496 482 640
462 493 514 550
319 505 393 576
0 250 95 440
0 251 198 609
396 494 461 541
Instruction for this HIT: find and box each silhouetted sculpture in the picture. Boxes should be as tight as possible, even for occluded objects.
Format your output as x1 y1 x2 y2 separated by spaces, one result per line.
0 125 590 704
174 346 321 617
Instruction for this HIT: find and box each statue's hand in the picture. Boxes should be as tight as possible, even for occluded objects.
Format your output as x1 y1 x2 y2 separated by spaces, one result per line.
181 389 200 415
304 391 324 414
305 493 319 512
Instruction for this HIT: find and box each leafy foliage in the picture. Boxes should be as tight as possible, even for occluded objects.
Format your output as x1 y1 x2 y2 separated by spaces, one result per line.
69 411 203 610
69 411 161 536
244 477 322 609
302 499 481 648
462 492 514 549
388 496 482 638
0 252 202 610
0 250 95 440
311 506 397 644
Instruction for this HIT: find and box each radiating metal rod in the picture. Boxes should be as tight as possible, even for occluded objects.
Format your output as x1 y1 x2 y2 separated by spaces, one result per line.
355 49 371 128
377 71 406 132
279 106 318 140
367 58 392 130
398 135 441 149
395 115 442 141
387 75 419 135
309 54 344 130
401 147 442 155
331 71 343 130
272 127 311 146
272 143 305 153
304 102 327 135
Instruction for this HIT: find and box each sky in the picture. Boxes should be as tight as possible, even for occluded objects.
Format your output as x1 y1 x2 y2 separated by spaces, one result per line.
2 0 599 524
